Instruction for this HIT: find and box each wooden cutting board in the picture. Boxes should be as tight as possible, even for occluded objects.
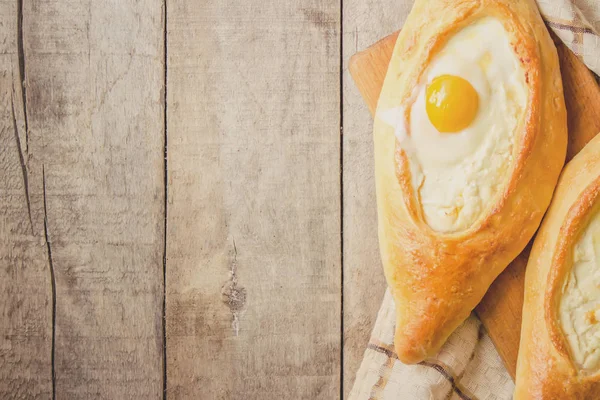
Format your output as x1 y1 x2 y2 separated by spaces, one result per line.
349 31 600 378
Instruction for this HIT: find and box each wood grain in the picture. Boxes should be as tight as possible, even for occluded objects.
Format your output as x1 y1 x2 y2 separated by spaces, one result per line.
21 1 166 398
349 30 600 379
0 1 53 398
166 1 341 398
341 3 411 396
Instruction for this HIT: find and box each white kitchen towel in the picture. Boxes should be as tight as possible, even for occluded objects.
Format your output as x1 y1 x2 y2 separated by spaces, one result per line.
349 1 600 399
349 290 514 400
538 0 600 75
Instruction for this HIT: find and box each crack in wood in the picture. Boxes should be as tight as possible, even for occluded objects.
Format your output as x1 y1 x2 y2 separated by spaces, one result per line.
17 0 29 155
339 1 345 397
10 91 33 234
221 238 247 336
42 166 57 400
96 52 135 110
162 0 168 397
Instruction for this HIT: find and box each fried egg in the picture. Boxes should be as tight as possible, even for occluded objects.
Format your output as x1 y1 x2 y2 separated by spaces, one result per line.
379 17 527 232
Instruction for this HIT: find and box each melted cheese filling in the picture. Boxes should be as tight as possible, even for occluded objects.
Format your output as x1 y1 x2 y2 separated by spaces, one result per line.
560 210 600 372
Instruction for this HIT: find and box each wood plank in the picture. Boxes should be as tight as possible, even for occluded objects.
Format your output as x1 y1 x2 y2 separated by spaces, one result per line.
165 1 341 398
348 30 600 379
341 3 411 396
22 1 166 398
0 1 53 398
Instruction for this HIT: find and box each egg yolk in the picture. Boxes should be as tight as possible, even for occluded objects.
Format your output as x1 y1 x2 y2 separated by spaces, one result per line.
425 75 479 133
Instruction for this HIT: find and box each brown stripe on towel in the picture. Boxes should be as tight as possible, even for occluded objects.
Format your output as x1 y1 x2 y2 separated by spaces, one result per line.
368 356 395 400
419 360 472 400
571 11 585 56
546 19 598 36
366 343 473 400
368 340 396 357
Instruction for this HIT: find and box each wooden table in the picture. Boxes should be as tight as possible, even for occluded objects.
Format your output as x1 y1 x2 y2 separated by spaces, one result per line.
0 1 408 399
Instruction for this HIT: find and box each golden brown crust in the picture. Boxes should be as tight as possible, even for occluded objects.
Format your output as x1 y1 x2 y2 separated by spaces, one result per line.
373 0 567 364
515 135 600 400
